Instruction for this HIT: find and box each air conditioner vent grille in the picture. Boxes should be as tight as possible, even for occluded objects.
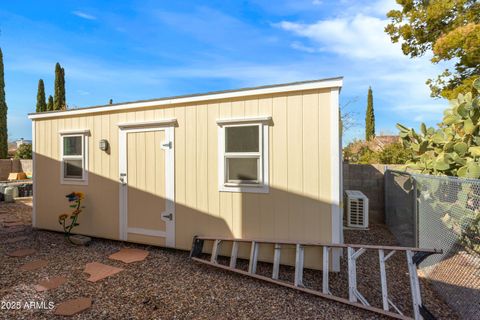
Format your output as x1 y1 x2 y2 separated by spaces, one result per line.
345 190 369 229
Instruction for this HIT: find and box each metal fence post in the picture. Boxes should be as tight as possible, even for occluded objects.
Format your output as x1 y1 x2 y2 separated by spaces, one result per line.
384 167 388 226
412 175 419 247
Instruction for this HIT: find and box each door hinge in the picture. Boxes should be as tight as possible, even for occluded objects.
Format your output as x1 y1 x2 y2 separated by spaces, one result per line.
162 141 172 149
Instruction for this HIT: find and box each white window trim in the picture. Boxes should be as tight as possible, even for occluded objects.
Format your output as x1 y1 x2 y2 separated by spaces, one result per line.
218 120 269 193
60 132 89 185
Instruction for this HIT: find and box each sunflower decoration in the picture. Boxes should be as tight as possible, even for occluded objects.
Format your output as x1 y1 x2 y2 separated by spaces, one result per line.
58 192 86 243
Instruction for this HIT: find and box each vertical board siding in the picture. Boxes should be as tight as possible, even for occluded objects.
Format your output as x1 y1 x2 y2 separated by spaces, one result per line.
258 97 275 239
174 107 186 205
207 103 220 219
287 93 304 240
196 105 208 214
303 92 320 240
271 95 289 239
218 101 233 235
34 89 335 268
185 105 197 209
318 91 333 241
101 114 110 178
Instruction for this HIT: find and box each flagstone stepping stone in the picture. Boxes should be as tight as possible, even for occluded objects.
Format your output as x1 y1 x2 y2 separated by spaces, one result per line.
6 248 36 257
54 297 92 316
3 221 24 227
20 259 48 271
109 248 149 263
84 262 123 282
3 226 26 233
34 276 68 292
2 236 27 243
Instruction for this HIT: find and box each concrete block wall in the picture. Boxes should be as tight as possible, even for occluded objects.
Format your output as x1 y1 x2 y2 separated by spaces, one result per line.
20 159 33 173
343 163 404 224
0 159 33 181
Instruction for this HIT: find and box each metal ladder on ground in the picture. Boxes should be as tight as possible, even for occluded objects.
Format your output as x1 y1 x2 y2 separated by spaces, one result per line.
190 236 440 320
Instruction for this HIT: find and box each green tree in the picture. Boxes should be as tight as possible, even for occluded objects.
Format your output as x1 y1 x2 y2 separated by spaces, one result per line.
357 146 378 164
60 66 65 109
385 0 480 99
47 95 54 111
36 79 47 112
0 48 8 159
54 62 66 110
15 143 32 159
365 87 375 141
377 143 410 164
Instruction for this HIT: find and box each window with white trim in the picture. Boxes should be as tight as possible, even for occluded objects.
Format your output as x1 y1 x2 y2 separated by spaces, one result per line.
61 134 88 184
218 121 269 193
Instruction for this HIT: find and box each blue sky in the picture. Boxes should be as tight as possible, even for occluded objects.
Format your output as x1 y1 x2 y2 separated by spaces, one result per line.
0 0 449 143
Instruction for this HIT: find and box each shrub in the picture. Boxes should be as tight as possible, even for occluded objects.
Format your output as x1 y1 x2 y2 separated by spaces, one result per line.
15 144 32 159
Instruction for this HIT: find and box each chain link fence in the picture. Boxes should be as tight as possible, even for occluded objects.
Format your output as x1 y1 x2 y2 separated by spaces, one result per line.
385 169 480 319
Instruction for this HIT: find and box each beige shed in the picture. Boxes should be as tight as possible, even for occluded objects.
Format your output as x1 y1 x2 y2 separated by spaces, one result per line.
29 77 343 270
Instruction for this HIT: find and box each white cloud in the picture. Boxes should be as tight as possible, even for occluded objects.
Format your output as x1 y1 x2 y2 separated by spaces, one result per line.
375 0 398 14
290 41 318 53
394 103 446 114
275 4 453 144
72 11 97 20
360 0 399 16
276 14 402 59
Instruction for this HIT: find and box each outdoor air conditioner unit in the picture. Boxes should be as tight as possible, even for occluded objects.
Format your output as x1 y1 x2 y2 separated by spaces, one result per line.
345 190 369 229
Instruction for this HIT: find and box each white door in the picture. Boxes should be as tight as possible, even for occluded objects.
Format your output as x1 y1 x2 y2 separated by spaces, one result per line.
119 126 175 247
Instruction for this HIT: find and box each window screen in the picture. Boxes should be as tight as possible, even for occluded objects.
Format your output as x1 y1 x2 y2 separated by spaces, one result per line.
225 126 259 152
226 157 259 183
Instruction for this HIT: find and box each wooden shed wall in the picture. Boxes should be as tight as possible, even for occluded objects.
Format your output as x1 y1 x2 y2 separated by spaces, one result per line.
33 88 336 266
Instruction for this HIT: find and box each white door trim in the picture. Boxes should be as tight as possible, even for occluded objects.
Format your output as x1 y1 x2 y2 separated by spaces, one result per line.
118 124 175 247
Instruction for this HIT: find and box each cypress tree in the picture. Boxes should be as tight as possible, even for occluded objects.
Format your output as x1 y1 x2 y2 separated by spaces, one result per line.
47 95 54 111
53 63 60 110
36 79 47 112
0 48 8 158
365 86 375 141
54 62 66 110
60 66 66 110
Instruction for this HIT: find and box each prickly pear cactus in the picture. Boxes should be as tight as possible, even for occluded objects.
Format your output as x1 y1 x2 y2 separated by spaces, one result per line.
397 78 480 178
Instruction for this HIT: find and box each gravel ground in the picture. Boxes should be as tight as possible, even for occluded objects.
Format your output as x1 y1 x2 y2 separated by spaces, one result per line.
0 201 458 319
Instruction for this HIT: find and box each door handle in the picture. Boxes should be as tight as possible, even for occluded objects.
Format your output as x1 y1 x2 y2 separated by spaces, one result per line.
162 213 173 221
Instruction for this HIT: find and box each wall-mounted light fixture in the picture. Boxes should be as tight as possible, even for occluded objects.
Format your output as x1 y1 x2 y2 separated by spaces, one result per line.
99 139 109 152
